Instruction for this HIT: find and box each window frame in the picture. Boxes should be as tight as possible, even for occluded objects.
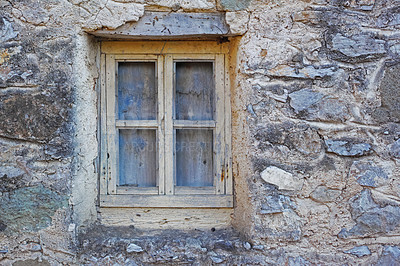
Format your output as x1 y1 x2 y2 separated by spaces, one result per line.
99 41 232 208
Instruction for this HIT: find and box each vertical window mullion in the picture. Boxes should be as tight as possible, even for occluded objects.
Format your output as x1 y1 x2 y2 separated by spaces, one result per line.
215 54 225 195
157 55 165 195
106 54 117 195
164 54 175 195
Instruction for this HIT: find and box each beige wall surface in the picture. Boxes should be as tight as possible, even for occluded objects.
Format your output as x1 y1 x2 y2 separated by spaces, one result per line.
1 0 400 264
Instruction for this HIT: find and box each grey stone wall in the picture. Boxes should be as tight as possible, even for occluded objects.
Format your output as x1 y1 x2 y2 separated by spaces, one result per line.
237 0 400 264
0 0 399 265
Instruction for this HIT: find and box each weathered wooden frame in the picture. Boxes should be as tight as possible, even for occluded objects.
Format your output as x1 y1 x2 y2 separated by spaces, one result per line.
100 41 232 208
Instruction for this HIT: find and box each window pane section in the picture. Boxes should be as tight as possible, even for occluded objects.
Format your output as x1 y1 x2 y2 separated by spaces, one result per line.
118 62 156 120
175 62 214 120
176 129 213 187
119 129 157 187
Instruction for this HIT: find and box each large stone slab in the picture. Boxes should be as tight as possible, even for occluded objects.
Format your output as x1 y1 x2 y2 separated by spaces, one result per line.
377 246 400 265
344 246 371 257
260 166 303 191
328 33 386 62
266 65 338 79
260 194 295 214
310 186 341 203
349 161 388 187
289 89 324 113
338 189 400 238
0 17 18 43
324 138 371 157
372 63 400 123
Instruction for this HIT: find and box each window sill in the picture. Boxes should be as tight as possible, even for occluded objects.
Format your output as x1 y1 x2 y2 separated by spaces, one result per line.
100 194 233 208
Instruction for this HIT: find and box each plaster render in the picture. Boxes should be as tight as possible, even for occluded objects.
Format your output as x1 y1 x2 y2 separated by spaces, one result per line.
1 0 400 265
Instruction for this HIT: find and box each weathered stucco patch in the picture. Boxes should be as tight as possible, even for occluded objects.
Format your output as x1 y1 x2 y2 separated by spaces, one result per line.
80 1 145 31
219 0 251 11
0 185 68 234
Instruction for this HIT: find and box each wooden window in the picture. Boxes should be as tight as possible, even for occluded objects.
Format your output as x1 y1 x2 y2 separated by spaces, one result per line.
99 41 232 208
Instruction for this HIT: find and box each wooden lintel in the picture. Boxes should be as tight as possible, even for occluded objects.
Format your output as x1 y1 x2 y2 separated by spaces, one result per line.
90 11 231 39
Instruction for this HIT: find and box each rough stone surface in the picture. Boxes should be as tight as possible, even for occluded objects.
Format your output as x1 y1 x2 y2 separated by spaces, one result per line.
260 194 295 214
389 139 400 158
288 89 350 122
126 243 143 253
330 33 386 59
12 258 50 266
225 11 249 35
376 6 400 28
325 138 372 157
219 0 251 11
310 186 341 203
146 0 216 11
0 185 67 234
349 161 388 187
254 122 322 158
81 1 145 31
0 18 18 43
377 246 400 265
372 63 400 123
289 89 324 113
260 166 303 191
77 227 294 265
339 190 400 238
344 245 371 257
288 256 310 266
1 0 400 265
267 65 339 79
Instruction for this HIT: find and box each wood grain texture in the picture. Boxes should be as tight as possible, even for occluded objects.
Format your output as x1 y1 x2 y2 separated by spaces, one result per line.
100 207 233 230
106 54 117 194
101 41 229 54
116 120 158 128
174 120 216 128
100 194 233 208
116 186 158 195
92 12 230 39
164 55 175 195
215 54 226 194
224 52 233 195
157 55 165 195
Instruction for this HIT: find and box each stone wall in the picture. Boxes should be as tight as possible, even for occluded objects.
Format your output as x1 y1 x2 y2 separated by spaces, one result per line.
0 0 400 265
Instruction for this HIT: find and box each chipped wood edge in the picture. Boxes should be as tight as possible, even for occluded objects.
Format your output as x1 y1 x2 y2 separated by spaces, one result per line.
215 54 225 195
100 207 233 230
224 52 233 196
